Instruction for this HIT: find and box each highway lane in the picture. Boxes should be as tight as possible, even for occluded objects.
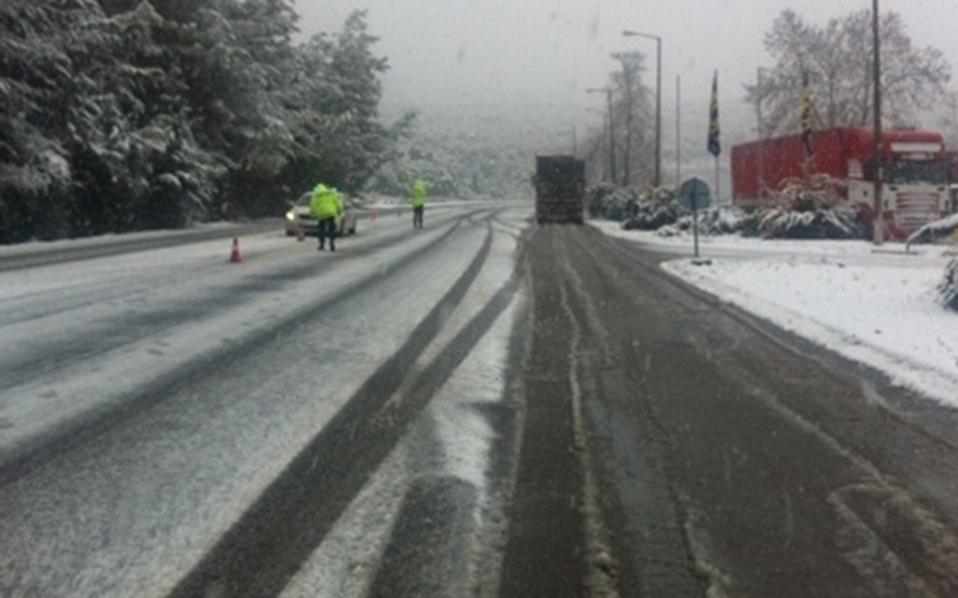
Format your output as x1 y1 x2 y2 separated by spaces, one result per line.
0 201 492 273
0 203 529 596
501 224 958 597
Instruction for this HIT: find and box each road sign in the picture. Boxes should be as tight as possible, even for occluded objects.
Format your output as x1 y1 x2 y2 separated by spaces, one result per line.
677 177 712 212
677 177 712 259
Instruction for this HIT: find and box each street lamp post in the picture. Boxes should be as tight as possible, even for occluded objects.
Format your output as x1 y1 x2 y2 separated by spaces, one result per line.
755 67 770 198
623 30 662 189
871 0 884 245
676 74 681 184
587 87 618 184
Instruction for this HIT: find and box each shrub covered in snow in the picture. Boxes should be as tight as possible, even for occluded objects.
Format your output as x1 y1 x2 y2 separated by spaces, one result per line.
590 175 863 241
941 259 958 312
621 186 683 230
656 207 760 237
586 185 641 221
757 174 865 240
907 213 958 247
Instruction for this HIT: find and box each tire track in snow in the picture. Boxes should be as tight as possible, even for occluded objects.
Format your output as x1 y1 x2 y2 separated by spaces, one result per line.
169 213 525 597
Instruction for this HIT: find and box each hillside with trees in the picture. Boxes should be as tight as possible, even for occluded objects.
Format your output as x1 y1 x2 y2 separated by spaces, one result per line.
367 100 578 200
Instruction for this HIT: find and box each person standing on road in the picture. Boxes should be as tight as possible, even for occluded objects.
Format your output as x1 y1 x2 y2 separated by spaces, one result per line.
411 179 428 229
310 184 342 252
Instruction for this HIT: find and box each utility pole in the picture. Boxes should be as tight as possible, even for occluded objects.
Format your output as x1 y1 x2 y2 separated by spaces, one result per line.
654 36 662 187
623 30 662 188
587 87 617 184
756 67 766 198
606 89 617 185
675 75 682 184
872 0 884 245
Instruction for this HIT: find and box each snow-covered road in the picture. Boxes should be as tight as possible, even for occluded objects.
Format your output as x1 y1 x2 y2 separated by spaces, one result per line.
0 203 529 596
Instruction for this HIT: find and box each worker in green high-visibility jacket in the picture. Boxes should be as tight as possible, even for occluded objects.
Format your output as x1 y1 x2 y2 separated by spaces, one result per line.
310 183 342 252
411 179 428 229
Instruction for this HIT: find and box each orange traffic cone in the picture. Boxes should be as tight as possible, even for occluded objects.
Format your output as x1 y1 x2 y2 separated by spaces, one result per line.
229 237 243 264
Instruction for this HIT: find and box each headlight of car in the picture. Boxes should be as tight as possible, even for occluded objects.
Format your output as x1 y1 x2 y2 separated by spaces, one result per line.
286 211 296 221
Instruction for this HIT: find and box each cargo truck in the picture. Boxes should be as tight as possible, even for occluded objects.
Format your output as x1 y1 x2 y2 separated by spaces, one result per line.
535 155 585 224
731 128 950 240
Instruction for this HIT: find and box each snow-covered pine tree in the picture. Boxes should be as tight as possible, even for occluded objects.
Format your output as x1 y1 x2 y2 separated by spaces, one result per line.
281 11 402 196
0 0 92 242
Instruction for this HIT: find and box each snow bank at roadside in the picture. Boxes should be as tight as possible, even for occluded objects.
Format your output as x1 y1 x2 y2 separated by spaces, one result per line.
590 218 958 260
663 254 958 405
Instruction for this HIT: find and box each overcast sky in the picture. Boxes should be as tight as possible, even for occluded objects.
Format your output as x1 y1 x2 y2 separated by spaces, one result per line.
297 0 958 132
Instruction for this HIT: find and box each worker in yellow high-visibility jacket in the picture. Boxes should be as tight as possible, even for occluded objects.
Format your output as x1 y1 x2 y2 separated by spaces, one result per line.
411 179 428 229
310 184 342 251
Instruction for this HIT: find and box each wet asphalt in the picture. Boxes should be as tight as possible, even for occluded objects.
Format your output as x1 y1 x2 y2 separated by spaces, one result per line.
500 223 958 597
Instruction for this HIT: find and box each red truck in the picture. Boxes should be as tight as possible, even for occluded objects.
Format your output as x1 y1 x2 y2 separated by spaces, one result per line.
731 128 951 240
535 155 585 224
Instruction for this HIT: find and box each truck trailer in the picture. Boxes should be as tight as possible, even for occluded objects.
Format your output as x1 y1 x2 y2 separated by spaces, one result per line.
535 155 585 224
731 128 951 240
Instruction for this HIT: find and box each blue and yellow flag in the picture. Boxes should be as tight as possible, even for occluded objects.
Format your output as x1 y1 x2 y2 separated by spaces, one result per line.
707 70 721 157
801 70 815 155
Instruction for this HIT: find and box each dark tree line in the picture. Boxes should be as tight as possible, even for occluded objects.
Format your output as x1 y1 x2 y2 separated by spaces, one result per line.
0 0 409 243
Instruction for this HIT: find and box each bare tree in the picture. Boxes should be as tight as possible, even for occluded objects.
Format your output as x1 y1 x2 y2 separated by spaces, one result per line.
937 91 958 150
746 8 951 137
610 51 653 186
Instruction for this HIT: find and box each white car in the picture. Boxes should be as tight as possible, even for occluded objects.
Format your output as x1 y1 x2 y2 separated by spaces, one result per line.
285 191 359 237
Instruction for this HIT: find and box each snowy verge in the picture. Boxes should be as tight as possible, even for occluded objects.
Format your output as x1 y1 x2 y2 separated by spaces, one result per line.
662 255 958 406
590 218 957 260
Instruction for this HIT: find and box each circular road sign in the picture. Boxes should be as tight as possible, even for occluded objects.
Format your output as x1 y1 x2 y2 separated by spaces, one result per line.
677 177 712 212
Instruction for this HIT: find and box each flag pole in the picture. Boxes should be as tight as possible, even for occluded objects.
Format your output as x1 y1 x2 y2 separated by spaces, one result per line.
714 156 720 205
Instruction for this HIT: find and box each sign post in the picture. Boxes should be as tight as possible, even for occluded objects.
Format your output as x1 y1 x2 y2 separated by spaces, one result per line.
677 177 712 262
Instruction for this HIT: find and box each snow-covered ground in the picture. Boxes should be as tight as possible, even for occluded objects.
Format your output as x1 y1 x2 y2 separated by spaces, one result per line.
590 219 958 406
